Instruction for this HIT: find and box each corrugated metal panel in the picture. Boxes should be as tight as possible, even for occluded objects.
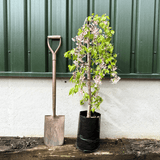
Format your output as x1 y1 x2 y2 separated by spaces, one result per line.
0 0 160 79
114 0 132 73
9 0 27 72
50 0 67 73
93 0 110 16
30 0 47 72
0 0 7 71
156 0 160 73
68 0 88 66
153 0 159 73
135 0 155 74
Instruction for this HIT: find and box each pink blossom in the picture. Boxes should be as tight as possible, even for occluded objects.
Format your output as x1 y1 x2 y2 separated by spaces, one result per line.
72 38 75 42
95 92 98 97
111 73 116 77
80 63 84 68
111 76 121 84
73 60 78 66
92 27 99 34
112 66 117 71
76 35 83 42
94 21 98 25
80 75 85 81
78 90 84 95
83 31 88 35
93 75 102 85
77 58 83 62
72 71 76 79
103 21 107 25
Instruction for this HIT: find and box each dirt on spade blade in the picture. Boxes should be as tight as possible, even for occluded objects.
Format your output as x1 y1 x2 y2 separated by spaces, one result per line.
1 137 160 159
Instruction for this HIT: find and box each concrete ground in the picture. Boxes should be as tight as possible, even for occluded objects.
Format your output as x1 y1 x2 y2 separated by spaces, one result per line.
1 137 160 160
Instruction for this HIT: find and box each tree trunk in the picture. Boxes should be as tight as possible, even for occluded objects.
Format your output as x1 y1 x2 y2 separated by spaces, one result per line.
87 40 91 118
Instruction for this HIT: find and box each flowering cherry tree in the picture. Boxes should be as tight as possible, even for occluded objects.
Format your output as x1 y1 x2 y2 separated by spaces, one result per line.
64 14 120 118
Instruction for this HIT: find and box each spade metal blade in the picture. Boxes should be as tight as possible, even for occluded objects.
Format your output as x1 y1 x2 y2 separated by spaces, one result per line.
44 115 65 146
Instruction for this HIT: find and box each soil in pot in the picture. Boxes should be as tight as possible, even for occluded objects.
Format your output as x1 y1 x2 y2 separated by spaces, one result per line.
76 110 101 153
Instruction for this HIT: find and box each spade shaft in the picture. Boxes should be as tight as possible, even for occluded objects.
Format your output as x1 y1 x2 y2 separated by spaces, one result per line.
47 35 61 117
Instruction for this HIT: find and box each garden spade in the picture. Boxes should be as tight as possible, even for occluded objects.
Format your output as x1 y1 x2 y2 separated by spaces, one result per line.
44 35 65 146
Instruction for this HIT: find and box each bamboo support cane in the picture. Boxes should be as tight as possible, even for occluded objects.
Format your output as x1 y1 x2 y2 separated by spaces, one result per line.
47 35 61 117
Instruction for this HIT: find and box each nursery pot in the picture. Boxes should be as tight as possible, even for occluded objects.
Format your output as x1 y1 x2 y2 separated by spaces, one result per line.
76 110 101 153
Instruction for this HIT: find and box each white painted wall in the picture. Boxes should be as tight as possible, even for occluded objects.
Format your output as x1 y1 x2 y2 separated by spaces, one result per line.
0 78 160 139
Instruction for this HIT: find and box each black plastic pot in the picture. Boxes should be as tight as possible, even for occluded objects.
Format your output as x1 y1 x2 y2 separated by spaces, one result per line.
76 110 101 153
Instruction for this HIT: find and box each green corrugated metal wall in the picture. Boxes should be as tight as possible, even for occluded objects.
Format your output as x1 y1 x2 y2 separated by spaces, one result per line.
0 0 160 78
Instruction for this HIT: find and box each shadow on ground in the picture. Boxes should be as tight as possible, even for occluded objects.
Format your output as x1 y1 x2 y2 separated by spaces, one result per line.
1 137 160 160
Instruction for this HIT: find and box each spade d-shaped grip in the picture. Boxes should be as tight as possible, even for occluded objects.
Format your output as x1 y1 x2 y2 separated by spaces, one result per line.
47 35 61 55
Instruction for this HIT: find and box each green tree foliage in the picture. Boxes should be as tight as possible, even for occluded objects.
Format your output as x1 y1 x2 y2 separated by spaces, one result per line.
64 14 120 113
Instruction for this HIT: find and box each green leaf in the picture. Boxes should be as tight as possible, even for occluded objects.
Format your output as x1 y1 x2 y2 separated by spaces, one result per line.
68 54 72 59
87 47 92 53
76 72 81 79
88 16 92 22
64 52 68 58
89 34 94 40
99 22 105 29
104 28 109 34
70 49 75 55
100 72 103 77
94 14 99 21
96 66 100 71
114 54 117 58
109 46 113 53
78 28 83 35
105 69 109 74
73 54 78 60
105 59 109 64
80 100 84 105
84 93 90 100
101 14 107 21
108 65 112 69
99 59 102 63
69 88 74 95
99 97 103 102
74 85 79 93
111 30 115 34
111 62 115 66
70 76 73 82
99 29 102 34
68 65 76 72
98 35 104 43
91 108 95 113
106 16 110 20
